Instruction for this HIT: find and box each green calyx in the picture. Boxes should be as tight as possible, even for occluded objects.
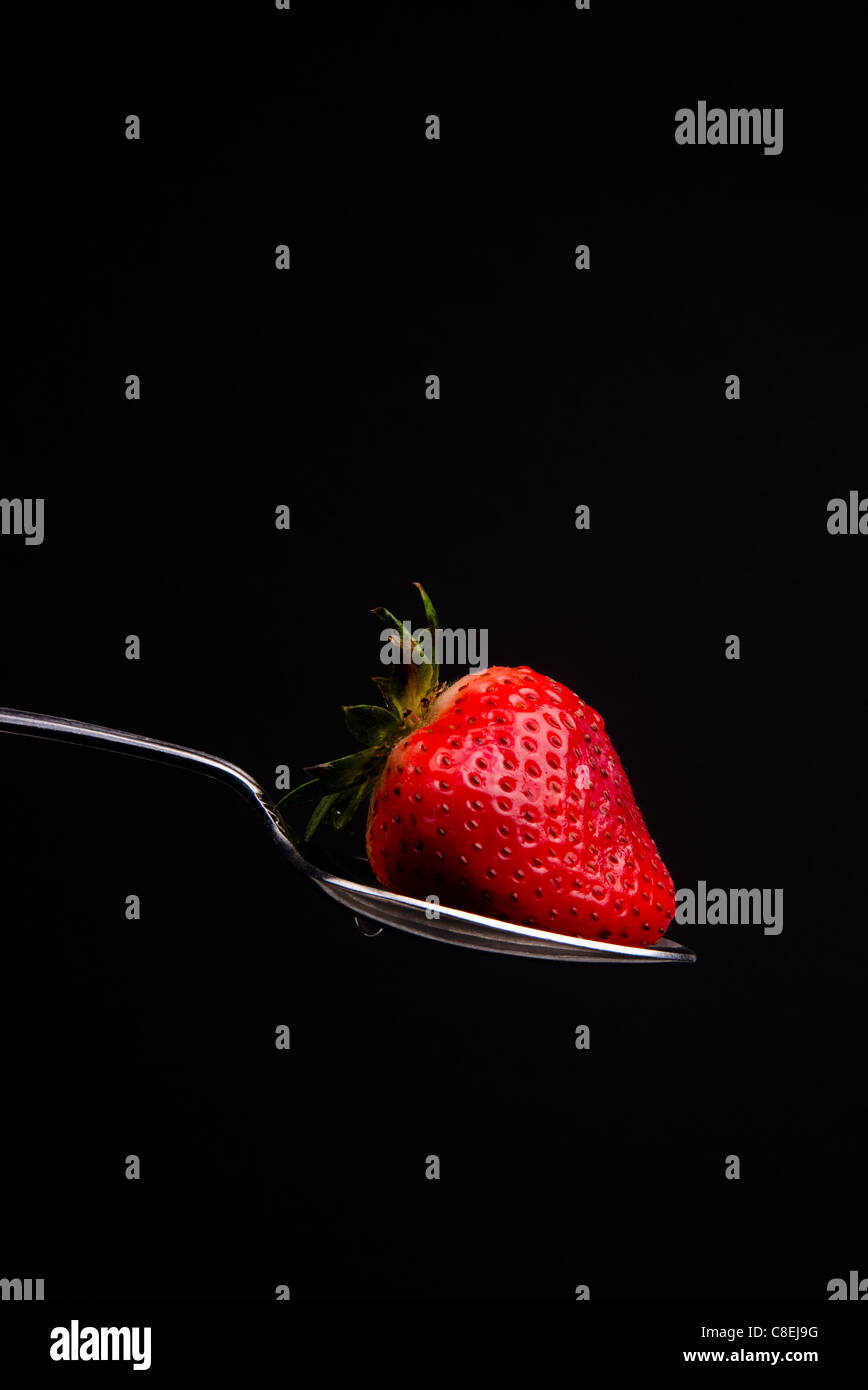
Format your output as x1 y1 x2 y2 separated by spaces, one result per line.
277 582 446 841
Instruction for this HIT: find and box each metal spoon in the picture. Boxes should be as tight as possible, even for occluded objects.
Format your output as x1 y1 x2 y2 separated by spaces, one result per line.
0 707 696 964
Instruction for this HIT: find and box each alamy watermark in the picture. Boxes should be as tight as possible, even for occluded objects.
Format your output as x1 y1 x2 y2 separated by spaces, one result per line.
380 624 488 672
827 1269 867 1299
0 497 44 545
675 882 783 935
827 491 868 534
675 103 783 156
50 1320 152 1371
1 1275 45 1300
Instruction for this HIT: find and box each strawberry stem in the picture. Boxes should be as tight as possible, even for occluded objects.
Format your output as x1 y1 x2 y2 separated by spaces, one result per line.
279 584 445 841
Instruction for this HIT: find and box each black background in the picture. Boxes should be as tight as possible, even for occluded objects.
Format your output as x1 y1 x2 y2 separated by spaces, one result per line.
2 0 865 1333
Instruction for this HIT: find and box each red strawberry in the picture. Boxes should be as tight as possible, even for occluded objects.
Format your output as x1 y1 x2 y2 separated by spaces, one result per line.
284 587 675 946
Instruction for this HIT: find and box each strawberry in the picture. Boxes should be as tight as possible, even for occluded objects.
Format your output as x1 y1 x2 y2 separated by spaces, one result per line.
283 586 675 946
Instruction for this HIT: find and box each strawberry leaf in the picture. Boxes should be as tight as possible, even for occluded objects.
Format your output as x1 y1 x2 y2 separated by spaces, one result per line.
305 791 341 840
331 779 370 831
343 704 400 746
372 603 438 715
413 581 440 642
372 674 402 716
305 747 386 789
274 779 320 811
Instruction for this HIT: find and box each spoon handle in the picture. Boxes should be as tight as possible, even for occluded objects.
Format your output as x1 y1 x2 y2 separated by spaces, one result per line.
0 705 315 875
